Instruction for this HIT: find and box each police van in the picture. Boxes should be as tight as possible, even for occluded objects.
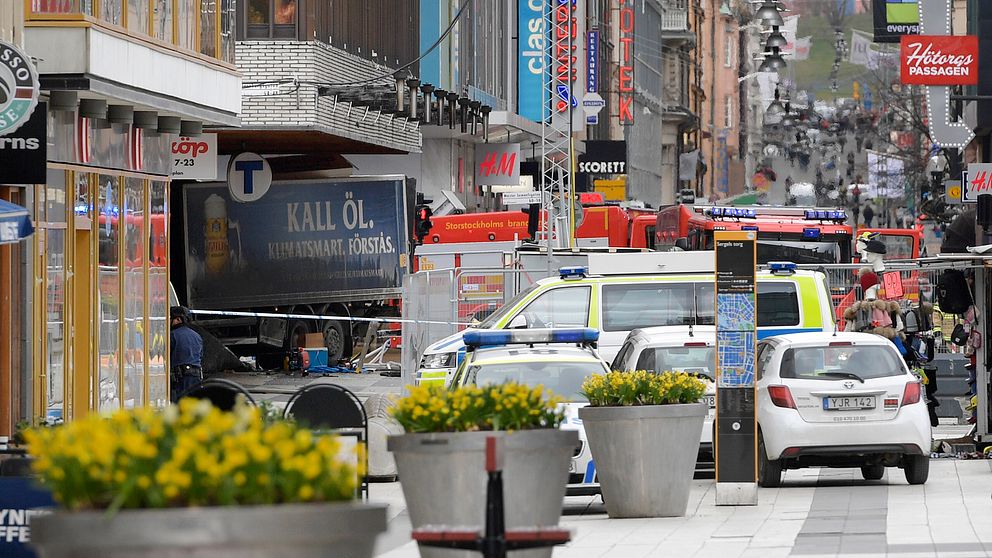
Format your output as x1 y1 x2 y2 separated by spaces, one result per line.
417 252 836 386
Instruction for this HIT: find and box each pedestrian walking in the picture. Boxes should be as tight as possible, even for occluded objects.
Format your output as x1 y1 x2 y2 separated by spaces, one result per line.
863 203 875 227
855 135 864 152
170 305 204 402
846 152 855 179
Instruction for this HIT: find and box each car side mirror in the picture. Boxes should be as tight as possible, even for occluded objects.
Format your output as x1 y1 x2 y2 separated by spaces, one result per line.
675 237 689 251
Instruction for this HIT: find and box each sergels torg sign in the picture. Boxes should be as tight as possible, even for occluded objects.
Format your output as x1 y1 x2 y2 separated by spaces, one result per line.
900 35 978 86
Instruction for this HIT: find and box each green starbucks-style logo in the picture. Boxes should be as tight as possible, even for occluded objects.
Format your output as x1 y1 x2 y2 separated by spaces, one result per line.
0 40 40 136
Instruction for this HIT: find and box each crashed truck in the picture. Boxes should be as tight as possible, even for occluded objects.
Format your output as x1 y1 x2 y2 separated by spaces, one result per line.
171 176 413 370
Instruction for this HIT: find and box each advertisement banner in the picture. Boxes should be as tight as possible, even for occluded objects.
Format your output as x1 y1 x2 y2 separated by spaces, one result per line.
866 151 907 199
0 478 55 558
793 36 812 61
963 163 992 202
587 30 599 93
0 102 47 184
475 143 520 186
900 35 978 86
171 134 219 180
873 0 919 43
849 30 873 66
183 179 408 308
517 0 545 123
577 140 627 174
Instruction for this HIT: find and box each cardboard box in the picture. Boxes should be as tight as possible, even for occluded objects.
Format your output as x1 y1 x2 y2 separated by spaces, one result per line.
304 333 324 348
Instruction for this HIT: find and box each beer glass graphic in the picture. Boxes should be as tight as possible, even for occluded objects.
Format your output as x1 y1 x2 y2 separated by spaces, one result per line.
204 194 242 276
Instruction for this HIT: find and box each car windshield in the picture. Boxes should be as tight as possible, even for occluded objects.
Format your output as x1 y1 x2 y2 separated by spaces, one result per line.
468 361 602 401
780 345 905 380
876 234 916 259
634 346 715 380
477 283 540 328
757 240 842 264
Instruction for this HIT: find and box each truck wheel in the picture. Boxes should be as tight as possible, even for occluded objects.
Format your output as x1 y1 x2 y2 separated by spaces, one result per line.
322 320 347 362
286 320 311 349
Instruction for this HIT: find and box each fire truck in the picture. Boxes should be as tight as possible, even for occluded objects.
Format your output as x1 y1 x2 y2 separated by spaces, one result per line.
420 204 654 251
855 227 924 260
655 205 855 264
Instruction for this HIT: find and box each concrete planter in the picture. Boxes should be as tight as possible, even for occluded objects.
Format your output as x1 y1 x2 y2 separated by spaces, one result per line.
31 502 386 558
388 429 578 558
579 403 706 518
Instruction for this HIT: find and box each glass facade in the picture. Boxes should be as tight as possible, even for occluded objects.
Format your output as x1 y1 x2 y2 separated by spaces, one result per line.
28 0 236 63
28 168 170 421
97 174 121 411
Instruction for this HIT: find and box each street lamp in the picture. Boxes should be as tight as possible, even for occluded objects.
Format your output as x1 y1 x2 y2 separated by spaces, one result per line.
758 46 787 72
925 150 948 201
764 26 788 50
754 2 785 26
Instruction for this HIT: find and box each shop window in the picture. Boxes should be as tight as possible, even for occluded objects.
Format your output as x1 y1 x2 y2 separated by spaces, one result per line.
154 0 174 44
148 181 169 406
201 0 218 57
127 0 149 34
221 0 236 62
177 0 198 50
98 175 121 411
101 0 123 25
41 171 68 421
246 0 298 39
123 178 146 409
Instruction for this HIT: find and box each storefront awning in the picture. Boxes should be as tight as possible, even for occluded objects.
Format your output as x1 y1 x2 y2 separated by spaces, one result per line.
0 200 35 245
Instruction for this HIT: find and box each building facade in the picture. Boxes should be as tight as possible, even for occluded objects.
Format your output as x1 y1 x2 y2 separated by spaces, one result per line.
1 1 241 434
697 0 743 200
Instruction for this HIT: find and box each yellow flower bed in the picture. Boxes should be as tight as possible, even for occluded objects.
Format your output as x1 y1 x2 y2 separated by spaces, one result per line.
25 399 360 510
581 371 707 407
391 382 564 433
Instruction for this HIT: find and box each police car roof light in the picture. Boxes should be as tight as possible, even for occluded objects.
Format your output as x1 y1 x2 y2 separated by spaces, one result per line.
767 261 798 275
559 266 589 279
463 328 600 348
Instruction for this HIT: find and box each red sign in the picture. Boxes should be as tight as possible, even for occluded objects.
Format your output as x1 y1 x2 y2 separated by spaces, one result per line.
900 35 978 86
552 2 577 114
617 0 634 125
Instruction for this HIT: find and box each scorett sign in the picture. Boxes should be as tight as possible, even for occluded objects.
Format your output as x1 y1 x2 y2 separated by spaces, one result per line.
900 35 978 85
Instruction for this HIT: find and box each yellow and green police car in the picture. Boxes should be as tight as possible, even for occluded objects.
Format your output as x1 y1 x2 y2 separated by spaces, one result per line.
450 328 608 496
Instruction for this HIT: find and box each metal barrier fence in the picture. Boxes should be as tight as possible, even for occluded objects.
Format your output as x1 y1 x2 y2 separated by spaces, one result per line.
797 263 965 355
401 269 532 387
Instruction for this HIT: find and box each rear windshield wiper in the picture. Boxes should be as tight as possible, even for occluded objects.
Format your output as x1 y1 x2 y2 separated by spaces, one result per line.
819 371 865 383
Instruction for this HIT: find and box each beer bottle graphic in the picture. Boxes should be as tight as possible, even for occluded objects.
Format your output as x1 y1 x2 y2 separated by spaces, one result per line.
204 194 229 275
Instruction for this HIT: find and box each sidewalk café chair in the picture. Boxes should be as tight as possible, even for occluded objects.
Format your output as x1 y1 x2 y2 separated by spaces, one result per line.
283 383 369 498
179 378 257 411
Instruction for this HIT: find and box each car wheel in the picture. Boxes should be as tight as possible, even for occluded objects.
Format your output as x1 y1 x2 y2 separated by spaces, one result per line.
757 432 782 488
861 464 884 481
903 454 929 485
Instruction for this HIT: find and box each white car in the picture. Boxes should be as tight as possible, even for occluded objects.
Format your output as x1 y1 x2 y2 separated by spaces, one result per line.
450 329 609 495
611 326 717 462
756 332 931 487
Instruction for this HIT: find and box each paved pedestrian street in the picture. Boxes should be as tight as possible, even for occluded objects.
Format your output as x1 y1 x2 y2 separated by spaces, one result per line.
373 460 992 558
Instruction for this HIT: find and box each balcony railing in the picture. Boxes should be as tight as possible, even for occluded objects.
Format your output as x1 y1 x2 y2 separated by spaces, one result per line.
661 9 688 32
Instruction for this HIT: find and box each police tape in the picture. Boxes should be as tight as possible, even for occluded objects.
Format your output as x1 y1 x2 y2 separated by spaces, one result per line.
188 308 473 327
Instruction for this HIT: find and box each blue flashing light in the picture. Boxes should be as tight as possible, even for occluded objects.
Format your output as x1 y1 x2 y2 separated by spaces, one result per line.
741 225 759 231
559 266 588 279
463 328 600 348
767 261 798 274
803 227 821 240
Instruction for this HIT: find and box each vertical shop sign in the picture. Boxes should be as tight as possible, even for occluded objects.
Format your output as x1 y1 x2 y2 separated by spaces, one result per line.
617 0 635 125
587 30 598 93
517 0 546 123
714 231 758 506
551 0 586 131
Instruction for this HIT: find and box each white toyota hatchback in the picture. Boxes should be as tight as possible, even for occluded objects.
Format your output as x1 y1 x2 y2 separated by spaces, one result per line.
756 332 931 487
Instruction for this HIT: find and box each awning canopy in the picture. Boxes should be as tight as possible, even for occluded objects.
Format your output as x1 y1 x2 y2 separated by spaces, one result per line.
0 199 35 245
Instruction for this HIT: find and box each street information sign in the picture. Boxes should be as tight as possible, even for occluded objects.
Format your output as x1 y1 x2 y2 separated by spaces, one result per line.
714 231 758 506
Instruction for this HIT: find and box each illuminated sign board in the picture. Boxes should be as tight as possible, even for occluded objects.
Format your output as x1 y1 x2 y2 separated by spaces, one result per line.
900 35 978 86
617 0 634 125
517 0 545 123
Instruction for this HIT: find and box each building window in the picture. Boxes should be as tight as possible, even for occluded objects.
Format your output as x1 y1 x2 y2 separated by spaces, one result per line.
246 0 298 39
724 95 732 127
724 38 733 68
153 0 173 43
